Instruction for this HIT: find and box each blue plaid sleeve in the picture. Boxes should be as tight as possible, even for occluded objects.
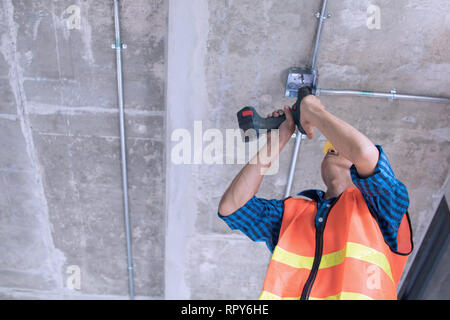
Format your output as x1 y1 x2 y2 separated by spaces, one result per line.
218 196 284 253
350 145 410 252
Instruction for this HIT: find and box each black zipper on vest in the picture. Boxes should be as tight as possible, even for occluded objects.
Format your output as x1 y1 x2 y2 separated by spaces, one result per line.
300 224 324 300
300 195 342 300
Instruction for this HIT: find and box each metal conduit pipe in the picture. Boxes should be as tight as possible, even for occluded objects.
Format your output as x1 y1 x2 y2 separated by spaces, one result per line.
284 0 329 198
311 0 329 72
113 0 135 300
316 88 450 104
284 133 305 198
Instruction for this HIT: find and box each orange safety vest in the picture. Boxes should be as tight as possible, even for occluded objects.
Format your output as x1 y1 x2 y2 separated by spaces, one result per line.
259 187 413 300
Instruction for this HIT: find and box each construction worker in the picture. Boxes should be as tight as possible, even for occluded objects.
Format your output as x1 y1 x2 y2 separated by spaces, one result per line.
218 93 413 300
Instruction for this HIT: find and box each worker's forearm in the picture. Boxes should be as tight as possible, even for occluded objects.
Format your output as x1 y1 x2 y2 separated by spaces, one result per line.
218 163 264 217
308 104 377 165
219 134 288 216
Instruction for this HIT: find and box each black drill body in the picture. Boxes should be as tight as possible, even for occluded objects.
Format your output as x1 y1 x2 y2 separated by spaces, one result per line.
237 87 312 142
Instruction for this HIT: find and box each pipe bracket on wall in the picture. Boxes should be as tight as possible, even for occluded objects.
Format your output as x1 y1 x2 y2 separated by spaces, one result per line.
112 43 128 50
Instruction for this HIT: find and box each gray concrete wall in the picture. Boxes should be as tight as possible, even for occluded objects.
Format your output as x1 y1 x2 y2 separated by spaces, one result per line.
0 0 166 299
0 0 449 300
166 0 449 299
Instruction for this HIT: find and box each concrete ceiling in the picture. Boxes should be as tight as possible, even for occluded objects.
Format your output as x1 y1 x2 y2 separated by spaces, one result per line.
167 0 450 298
0 0 448 299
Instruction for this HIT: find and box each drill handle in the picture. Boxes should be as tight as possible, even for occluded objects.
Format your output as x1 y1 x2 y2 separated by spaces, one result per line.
291 86 311 135
259 114 286 130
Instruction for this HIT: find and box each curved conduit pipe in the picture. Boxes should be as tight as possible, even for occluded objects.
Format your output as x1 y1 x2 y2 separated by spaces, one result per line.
113 0 135 300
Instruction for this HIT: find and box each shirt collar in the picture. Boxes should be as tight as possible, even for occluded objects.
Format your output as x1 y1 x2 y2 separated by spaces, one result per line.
296 189 337 203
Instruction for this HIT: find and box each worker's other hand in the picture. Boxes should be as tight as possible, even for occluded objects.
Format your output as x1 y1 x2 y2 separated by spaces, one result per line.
300 95 325 139
267 106 295 145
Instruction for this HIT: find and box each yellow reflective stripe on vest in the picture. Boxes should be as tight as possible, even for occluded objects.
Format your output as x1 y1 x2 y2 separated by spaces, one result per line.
259 290 374 300
259 290 299 300
272 242 394 283
271 246 314 269
310 292 373 300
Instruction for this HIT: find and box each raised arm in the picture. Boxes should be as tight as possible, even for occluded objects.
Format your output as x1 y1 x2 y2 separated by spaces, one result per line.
299 95 379 178
218 107 295 216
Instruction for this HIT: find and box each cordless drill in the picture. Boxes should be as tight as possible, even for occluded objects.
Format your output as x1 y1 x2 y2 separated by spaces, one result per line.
237 86 312 142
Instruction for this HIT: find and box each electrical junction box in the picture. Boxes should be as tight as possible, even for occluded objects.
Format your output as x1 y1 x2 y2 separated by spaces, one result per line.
285 67 315 98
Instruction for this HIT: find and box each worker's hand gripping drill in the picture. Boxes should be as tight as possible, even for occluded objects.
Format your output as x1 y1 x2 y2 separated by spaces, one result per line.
237 87 313 142
265 106 295 146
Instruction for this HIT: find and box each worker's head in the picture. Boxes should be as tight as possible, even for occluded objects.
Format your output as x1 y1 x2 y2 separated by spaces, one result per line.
320 142 354 188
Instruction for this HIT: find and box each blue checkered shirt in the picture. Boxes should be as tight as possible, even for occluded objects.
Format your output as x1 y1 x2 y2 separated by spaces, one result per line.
218 145 409 253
